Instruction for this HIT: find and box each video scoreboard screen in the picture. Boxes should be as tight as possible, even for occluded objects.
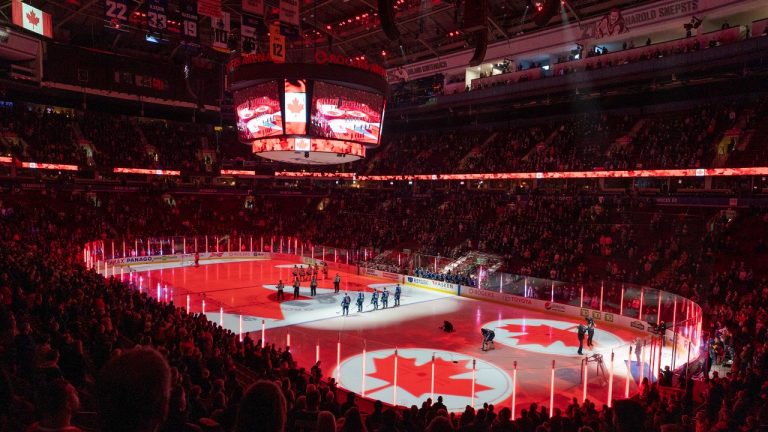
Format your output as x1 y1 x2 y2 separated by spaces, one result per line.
235 80 283 141
234 79 385 147
309 81 384 145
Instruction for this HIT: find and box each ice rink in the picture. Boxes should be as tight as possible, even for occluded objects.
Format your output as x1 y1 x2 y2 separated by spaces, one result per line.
127 257 671 413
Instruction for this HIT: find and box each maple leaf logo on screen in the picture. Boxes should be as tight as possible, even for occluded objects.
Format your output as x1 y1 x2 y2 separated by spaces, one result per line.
288 98 304 114
26 10 40 28
365 353 491 398
499 322 581 348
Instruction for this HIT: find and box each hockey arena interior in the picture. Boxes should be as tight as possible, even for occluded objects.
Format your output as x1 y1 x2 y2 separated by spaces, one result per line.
1 0 768 431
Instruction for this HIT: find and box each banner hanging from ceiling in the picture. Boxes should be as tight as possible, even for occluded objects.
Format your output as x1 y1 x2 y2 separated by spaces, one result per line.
147 0 168 32
269 24 286 62
197 0 221 18
241 14 260 52
279 0 300 36
242 0 264 16
12 0 53 38
211 11 230 52
180 0 199 43
104 0 129 28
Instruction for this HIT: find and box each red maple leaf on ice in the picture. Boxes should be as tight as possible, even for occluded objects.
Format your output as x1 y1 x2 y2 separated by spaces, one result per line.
366 353 492 397
500 323 584 348
287 98 304 114
26 10 40 28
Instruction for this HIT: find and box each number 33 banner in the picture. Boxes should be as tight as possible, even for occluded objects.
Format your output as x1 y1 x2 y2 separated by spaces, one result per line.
147 0 168 31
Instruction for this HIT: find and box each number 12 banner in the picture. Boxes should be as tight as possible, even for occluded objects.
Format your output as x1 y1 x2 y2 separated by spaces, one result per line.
269 25 285 63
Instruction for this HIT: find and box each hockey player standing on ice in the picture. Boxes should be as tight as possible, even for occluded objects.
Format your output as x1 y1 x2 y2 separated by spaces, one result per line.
381 287 389 308
310 275 318 296
394 284 401 306
371 288 379 310
276 279 285 301
334 273 341 293
356 292 364 312
293 277 301 299
341 293 351 316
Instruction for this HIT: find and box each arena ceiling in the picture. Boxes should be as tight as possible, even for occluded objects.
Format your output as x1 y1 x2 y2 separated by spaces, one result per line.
3 0 652 66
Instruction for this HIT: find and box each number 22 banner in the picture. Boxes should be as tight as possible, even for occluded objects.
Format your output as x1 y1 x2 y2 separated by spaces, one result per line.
104 0 128 26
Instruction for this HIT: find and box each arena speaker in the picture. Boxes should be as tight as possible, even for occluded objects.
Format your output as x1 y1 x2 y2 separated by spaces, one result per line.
533 0 559 27
462 0 488 33
378 0 400 40
468 28 488 67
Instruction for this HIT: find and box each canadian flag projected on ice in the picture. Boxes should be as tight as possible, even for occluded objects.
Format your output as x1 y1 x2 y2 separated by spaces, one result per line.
335 348 512 411
486 318 624 356
12 0 53 38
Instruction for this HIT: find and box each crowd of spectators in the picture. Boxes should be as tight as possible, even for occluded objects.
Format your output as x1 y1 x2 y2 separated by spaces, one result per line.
0 105 216 172
358 257 405 275
413 267 475 287
0 105 86 165
0 191 356 432
2 181 768 431
2 94 767 180
401 21 751 100
340 99 760 179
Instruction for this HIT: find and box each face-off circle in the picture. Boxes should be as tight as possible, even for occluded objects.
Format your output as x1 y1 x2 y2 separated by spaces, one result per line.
334 348 512 411
484 318 625 356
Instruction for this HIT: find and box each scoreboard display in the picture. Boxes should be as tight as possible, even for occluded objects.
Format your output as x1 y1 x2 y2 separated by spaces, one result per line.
235 78 385 148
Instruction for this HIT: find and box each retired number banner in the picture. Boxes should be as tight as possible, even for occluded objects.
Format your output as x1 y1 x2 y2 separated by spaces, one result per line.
147 0 168 32
180 0 199 42
211 11 230 52
104 0 129 26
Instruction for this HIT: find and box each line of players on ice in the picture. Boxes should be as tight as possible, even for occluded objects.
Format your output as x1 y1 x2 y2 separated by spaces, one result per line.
272 265 402 315
292 263 329 281
339 285 402 316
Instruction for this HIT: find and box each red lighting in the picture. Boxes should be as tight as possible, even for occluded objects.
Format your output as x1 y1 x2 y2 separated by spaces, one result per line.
21 162 78 171
113 167 181 176
220 169 257 176
275 167 768 181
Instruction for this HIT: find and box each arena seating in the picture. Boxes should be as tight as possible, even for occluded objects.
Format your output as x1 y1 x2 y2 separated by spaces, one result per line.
2 186 768 431
3 95 768 178
3 2 768 431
